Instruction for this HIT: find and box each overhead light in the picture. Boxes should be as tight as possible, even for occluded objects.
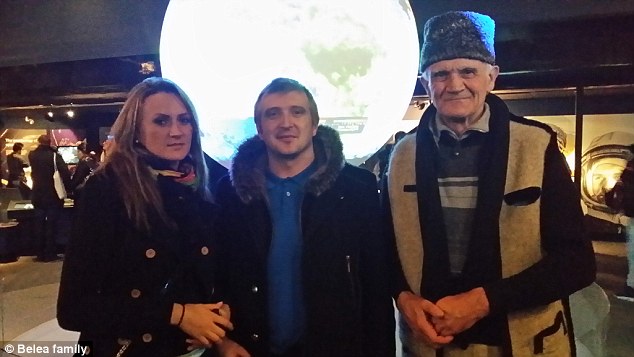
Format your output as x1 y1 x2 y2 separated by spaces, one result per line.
66 104 75 118
47 104 55 119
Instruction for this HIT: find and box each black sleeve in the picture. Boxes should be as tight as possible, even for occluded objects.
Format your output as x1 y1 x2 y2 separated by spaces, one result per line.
69 161 91 191
484 136 596 314
57 174 124 333
357 173 396 356
211 176 239 341
211 176 231 302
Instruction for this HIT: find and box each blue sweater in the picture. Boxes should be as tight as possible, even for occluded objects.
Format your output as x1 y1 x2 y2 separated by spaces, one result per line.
265 162 316 353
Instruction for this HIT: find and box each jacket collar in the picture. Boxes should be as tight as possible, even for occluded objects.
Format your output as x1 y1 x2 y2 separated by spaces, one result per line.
230 125 345 203
34 144 54 152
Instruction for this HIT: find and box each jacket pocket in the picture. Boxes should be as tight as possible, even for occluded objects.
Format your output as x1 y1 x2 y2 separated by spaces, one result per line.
504 186 541 206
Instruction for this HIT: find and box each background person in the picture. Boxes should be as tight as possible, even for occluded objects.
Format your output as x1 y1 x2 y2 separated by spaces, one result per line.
68 141 99 198
607 144 634 300
7 142 31 199
100 135 114 162
57 77 232 356
215 77 395 357
28 135 71 262
377 131 407 181
384 11 596 356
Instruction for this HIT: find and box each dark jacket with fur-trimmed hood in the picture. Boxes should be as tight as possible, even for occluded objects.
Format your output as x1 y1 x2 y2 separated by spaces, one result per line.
215 125 395 357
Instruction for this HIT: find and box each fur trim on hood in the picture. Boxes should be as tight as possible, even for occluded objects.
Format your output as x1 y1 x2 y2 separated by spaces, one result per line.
230 125 345 203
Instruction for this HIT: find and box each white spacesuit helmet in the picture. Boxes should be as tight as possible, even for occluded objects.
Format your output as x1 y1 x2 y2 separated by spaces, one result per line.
581 131 634 226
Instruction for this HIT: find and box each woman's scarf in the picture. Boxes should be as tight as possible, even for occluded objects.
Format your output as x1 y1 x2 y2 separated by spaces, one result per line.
150 160 199 190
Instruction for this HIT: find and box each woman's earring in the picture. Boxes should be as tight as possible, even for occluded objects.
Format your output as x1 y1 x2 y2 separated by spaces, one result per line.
134 138 139 144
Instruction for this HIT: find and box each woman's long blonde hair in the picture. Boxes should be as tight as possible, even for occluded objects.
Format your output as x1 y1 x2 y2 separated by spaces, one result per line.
99 77 211 232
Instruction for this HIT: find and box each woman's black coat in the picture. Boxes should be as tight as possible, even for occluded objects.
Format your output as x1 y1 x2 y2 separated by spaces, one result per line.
57 167 220 356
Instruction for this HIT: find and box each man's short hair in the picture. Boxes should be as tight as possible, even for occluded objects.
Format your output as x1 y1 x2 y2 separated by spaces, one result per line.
253 77 320 127
12 143 24 152
37 135 51 146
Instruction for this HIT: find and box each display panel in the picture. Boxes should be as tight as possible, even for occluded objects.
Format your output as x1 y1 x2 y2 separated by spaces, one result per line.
531 114 634 235
57 146 80 165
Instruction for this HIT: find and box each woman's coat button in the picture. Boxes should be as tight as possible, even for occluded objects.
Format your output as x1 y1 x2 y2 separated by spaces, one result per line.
130 289 141 298
142 333 153 343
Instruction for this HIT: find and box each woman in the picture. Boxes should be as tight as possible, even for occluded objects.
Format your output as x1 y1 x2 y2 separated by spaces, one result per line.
69 142 98 198
57 77 231 357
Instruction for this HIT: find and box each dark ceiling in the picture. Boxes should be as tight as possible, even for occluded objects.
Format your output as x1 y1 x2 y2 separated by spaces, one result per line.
1 0 634 119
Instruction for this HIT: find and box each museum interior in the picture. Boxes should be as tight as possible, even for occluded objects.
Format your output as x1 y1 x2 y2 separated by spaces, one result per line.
0 1 633 356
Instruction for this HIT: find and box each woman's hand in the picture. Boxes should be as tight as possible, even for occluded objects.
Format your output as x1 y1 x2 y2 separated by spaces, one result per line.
218 303 231 321
172 302 234 348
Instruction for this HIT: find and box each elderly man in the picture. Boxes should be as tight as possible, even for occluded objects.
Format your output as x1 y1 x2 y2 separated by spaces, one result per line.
385 11 596 356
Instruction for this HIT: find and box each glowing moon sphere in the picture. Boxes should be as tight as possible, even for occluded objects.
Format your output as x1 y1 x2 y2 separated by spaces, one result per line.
160 0 419 167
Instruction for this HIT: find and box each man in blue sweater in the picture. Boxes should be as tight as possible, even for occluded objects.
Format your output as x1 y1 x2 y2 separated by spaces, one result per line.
215 78 395 356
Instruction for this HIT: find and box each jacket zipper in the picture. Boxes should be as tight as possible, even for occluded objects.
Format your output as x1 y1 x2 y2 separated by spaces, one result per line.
346 255 358 304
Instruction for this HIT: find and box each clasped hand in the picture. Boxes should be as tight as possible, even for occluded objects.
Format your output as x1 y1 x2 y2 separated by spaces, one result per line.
183 303 252 357
178 302 234 349
397 287 489 349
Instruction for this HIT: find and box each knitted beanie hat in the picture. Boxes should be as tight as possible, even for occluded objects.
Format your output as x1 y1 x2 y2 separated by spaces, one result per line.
420 11 496 72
